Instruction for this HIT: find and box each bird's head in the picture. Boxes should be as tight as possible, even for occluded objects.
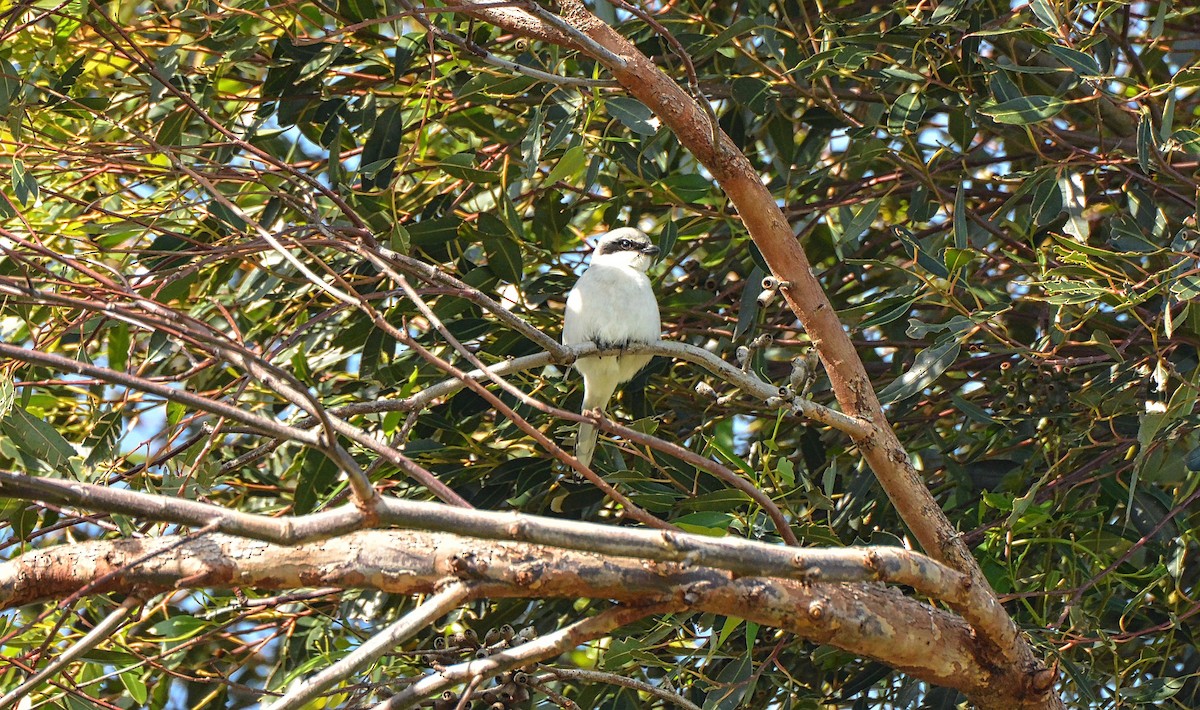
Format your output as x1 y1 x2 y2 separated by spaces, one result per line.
590 227 660 271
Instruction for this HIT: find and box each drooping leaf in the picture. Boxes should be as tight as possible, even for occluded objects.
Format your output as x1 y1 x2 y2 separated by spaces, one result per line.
605 96 656 135
878 339 961 404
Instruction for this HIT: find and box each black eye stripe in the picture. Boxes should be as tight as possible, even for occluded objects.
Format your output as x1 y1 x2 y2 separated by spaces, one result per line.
600 237 647 254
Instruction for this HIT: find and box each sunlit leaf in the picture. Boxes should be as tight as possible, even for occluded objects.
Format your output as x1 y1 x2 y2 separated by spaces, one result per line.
980 95 1066 124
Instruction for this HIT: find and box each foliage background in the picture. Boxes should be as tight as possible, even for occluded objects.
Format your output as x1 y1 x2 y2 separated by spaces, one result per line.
2 0 1200 707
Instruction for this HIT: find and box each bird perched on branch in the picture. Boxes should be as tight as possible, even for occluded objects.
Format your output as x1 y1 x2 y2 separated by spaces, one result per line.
563 227 662 467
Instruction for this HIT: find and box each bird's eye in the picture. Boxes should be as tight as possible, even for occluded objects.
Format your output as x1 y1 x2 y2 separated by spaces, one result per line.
618 239 633 249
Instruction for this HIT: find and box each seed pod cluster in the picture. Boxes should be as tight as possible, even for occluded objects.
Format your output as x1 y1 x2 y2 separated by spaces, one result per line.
425 625 540 708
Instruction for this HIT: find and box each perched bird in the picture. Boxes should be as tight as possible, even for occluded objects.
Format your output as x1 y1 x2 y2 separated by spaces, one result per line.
563 227 662 467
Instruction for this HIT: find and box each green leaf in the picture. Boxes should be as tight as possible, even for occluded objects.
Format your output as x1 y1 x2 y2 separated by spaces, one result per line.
1046 45 1101 76
0 59 21 116
53 0 85 42
929 0 968 23
906 315 973 339
155 109 190 147
894 226 949 278
520 107 544 179
84 410 122 466
1030 0 1058 29
50 56 86 101
12 158 38 206
388 222 410 254
439 153 499 184
295 450 340 515
150 615 210 642
406 216 461 247
1137 111 1156 173
856 295 919 329
120 670 148 704
657 220 678 258
1186 446 1200 472
887 93 925 135
1 406 77 476
691 16 759 60
1171 128 1200 155
878 339 961 404
1039 280 1110 304
544 144 587 185
909 184 938 222
944 247 974 272
953 393 997 425
605 96 656 135
661 174 711 203
1030 173 1063 226
359 103 406 190
980 95 1066 125
952 184 968 249
703 652 752 710
731 76 772 113
734 266 764 339
0 375 13 419
483 236 523 284
840 199 881 246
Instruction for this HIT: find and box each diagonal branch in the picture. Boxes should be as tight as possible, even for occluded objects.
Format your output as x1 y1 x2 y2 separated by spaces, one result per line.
372 602 675 710
0 593 149 708
266 581 474 710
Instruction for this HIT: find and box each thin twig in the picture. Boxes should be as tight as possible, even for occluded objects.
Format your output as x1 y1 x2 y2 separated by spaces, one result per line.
541 668 702 710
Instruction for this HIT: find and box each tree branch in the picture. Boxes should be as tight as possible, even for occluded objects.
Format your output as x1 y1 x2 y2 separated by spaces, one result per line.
0 593 148 708
0 469 1002 638
266 581 473 710
0 530 998 700
373 603 671 709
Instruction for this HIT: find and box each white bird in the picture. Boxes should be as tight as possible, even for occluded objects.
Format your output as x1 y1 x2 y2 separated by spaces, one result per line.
563 227 662 467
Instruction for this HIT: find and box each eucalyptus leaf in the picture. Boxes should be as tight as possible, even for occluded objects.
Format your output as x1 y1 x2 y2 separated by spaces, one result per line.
878 339 961 404
981 95 1066 124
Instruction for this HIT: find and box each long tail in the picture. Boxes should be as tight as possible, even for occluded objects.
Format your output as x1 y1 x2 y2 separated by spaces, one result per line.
575 378 613 468
575 420 598 468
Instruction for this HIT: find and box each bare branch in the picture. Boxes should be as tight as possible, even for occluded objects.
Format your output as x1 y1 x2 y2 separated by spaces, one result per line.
0 530 997 699
540 668 702 710
267 581 473 710
0 470 977 609
374 603 671 709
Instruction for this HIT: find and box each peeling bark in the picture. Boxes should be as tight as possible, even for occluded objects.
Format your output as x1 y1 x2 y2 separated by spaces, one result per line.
2 530 997 697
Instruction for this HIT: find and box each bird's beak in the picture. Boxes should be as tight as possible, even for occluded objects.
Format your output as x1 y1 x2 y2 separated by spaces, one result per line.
641 244 661 257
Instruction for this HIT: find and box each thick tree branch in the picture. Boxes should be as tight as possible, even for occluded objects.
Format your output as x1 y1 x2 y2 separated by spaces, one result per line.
0 530 1005 699
0 468 1017 662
